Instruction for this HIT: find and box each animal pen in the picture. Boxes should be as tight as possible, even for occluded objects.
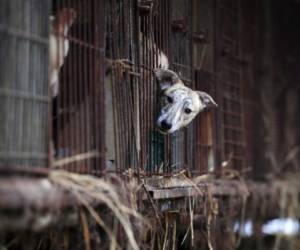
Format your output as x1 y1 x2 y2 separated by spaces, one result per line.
0 0 300 249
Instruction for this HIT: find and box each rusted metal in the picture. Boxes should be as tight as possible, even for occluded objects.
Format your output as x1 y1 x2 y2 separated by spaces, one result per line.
105 0 185 176
50 0 105 175
106 0 187 176
0 0 251 178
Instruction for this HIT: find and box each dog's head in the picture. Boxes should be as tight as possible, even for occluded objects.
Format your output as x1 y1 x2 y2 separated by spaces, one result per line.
155 69 217 133
55 8 77 33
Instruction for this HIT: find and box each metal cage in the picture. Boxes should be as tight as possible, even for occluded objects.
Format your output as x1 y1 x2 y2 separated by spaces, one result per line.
0 0 50 168
0 0 253 177
105 0 199 176
50 0 105 175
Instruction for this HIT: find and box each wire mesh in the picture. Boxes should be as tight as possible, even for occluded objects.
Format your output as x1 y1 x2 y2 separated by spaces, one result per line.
0 0 271 178
50 0 105 175
139 0 172 175
105 0 196 176
170 0 193 174
0 0 252 177
105 0 139 174
0 0 50 168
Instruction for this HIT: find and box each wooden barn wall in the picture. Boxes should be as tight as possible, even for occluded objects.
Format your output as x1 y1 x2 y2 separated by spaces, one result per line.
271 0 300 173
256 0 300 177
239 0 264 178
192 0 300 178
192 0 218 174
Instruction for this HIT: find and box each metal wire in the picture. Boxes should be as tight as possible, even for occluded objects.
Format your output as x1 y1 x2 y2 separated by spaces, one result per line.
51 0 105 175
105 0 197 176
0 0 250 177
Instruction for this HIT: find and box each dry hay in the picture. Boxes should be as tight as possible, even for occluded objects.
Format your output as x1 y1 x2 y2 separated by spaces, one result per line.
48 169 300 250
49 170 150 250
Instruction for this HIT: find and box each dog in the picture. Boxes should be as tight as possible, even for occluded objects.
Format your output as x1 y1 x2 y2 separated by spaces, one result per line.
50 8 76 160
139 33 169 70
49 8 76 98
155 68 217 133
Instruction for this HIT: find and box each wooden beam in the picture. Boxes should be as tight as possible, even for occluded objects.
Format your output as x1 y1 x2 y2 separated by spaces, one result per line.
0 177 78 232
0 175 299 232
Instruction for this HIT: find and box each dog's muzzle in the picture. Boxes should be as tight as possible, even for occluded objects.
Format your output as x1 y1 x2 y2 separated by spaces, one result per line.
158 120 172 133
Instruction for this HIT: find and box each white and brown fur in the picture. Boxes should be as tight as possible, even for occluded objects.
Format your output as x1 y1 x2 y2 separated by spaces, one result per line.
50 8 76 160
155 68 217 134
139 33 169 69
49 8 76 98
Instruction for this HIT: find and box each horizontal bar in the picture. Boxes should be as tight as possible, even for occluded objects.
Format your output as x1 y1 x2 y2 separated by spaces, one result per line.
150 187 199 199
51 30 105 52
67 36 105 52
219 79 240 88
145 180 248 200
0 177 77 232
0 24 48 45
172 62 192 69
194 143 213 148
0 176 297 232
0 88 49 102
223 124 244 131
222 110 242 117
224 140 245 147
53 151 104 168
222 96 242 104
0 165 49 176
0 151 48 160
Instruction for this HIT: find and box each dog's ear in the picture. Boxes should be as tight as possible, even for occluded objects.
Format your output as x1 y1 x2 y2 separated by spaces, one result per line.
58 8 77 27
197 91 218 108
154 69 184 90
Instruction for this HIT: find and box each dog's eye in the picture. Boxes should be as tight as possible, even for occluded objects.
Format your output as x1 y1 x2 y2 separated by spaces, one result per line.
184 108 192 114
167 96 173 103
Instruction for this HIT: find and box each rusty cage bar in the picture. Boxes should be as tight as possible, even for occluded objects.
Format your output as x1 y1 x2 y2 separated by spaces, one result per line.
50 0 105 175
0 0 253 178
0 0 232 178
105 0 202 177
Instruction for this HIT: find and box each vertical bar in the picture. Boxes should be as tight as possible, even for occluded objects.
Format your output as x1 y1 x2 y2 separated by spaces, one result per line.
94 0 106 173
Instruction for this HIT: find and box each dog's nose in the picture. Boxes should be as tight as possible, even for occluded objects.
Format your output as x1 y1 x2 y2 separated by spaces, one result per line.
161 120 172 131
